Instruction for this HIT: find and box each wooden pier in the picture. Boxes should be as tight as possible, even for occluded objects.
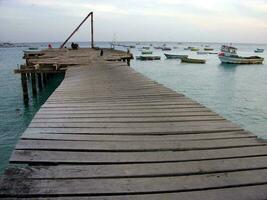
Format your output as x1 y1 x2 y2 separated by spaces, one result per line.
1 48 267 199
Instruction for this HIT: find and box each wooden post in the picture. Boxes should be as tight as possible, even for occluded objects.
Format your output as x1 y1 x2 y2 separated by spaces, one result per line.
26 73 30 80
43 73 47 85
21 73 29 105
31 73 37 96
127 58 130 66
37 73 42 91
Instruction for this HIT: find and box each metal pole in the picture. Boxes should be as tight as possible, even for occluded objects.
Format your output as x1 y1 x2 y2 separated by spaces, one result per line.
91 12 94 48
60 12 93 48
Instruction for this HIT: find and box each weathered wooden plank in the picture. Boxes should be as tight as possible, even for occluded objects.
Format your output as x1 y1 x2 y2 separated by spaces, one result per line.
39 104 204 111
28 121 241 129
31 116 224 123
7 156 267 179
21 131 255 141
36 107 211 114
10 146 267 164
34 111 217 118
2 169 267 197
14 138 264 151
5 184 267 200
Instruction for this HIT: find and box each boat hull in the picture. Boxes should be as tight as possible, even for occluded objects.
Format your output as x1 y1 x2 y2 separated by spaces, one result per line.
164 54 188 59
136 56 161 61
219 55 264 64
181 57 206 64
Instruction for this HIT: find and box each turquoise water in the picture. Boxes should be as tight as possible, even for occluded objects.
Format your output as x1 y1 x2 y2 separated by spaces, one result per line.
130 43 267 139
0 42 267 175
0 45 64 174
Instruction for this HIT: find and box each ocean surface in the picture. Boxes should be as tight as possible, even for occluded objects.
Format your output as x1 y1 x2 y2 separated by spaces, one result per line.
0 41 267 174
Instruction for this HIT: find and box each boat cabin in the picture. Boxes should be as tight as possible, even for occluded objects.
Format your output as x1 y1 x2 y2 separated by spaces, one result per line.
221 45 237 54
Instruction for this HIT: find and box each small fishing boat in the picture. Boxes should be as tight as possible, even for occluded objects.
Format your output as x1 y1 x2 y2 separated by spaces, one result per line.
154 46 163 49
184 47 192 50
141 50 153 55
218 45 264 64
181 57 206 64
136 55 161 61
164 53 188 59
190 47 200 51
173 46 179 49
197 51 209 55
204 48 214 51
142 46 150 50
254 48 264 53
162 47 172 51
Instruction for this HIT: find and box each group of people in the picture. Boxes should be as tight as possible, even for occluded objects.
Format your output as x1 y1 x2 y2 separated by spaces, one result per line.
47 42 79 50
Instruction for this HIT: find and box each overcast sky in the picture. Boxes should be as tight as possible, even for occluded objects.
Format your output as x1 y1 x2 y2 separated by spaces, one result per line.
1 0 267 43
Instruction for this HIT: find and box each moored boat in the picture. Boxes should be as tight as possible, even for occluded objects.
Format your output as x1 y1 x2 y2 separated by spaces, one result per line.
197 51 209 55
184 47 192 50
141 50 153 55
254 48 264 53
218 45 264 64
142 46 150 50
181 57 206 64
162 47 172 51
190 47 200 51
164 53 188 59
136 55 161 61
204 48 214 51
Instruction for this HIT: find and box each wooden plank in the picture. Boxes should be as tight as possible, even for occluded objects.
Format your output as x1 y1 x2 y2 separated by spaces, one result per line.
34 111 217 118
7 156 267 179
36 107 211 114
14 138 264 151
31 116 225 123
2 169 267 197
5 184 267 200
11 146 267 164
21 131 256 141
28 121 241 129
39 104 204 111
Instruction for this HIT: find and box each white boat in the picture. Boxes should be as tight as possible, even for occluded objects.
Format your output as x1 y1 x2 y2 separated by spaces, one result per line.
218 45 264 64
254 48 264 53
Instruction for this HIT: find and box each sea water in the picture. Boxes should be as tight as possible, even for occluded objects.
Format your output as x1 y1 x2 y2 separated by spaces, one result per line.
0 42 266 174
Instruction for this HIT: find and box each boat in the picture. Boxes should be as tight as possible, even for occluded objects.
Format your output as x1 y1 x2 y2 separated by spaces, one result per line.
142 46 150 50
181 57 206 64
184 47 192 50
204 47 213 51
173 46 179 49
154 46 163 49
197 51 209 55
190 47 200 51
136 55 161 61
254 48 264 53
141 50 153 55
164 53 188 59
162 47 172 51
218 45 264 64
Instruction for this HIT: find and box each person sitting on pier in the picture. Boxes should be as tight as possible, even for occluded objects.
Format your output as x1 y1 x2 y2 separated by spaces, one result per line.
71 42 79 50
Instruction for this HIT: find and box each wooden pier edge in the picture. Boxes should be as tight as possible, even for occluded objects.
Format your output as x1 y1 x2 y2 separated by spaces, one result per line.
1 48 267 199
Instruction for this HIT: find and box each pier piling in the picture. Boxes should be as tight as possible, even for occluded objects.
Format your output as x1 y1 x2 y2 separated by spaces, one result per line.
37 73 42 91
31 72 37 96
20 73 29 105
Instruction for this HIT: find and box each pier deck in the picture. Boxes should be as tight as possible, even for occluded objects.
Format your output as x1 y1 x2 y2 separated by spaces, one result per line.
1 48 267 199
